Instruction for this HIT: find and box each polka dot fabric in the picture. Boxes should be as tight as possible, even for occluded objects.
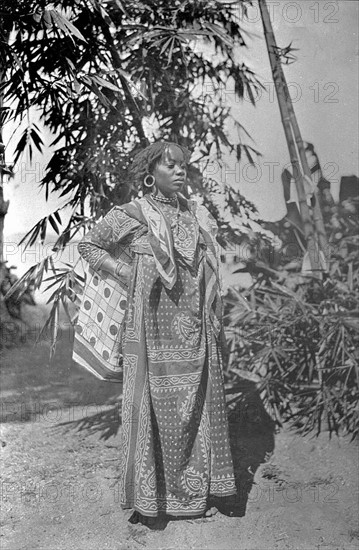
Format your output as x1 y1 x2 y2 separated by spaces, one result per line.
73 266 128 382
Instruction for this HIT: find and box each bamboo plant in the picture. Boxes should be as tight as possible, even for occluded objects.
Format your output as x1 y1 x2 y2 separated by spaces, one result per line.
259 0 329 277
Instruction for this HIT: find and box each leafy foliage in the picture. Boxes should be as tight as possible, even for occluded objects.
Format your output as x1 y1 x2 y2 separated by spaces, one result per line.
2 0 260 245
1 0 269 331
223 196 359 438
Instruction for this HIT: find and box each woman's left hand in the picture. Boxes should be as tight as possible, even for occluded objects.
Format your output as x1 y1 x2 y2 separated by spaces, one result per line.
115 262 132 284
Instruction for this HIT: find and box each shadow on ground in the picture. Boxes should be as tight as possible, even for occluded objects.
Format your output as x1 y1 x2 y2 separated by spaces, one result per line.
227 379 276 517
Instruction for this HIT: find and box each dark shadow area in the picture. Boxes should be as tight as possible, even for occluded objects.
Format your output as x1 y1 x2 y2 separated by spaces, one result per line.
224 378 276 517
52 395 122 441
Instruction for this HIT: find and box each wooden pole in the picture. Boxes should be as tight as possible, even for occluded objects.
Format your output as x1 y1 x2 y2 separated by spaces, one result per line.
259 0 321 275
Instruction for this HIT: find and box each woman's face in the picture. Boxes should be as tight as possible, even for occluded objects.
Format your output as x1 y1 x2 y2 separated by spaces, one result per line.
152 145 187 197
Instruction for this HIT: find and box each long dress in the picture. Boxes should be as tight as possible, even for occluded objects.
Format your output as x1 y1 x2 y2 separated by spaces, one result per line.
78 193 236 517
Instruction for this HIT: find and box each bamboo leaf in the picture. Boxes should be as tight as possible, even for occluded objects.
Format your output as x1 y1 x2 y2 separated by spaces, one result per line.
40 218 47 243
53 211 62 225
48 215 59 234
49 9 87 43
91 74 122 92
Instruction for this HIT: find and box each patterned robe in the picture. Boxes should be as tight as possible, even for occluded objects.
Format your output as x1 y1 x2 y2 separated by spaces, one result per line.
78 194 236 517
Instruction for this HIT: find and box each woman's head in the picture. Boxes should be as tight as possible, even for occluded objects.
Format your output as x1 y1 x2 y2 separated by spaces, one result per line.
131 141 191 197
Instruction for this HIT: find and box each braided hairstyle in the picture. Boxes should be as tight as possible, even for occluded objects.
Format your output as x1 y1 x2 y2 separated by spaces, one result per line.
131 141 191 193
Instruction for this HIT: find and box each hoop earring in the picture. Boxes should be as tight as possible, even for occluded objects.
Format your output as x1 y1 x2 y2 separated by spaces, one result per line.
144 174 155 188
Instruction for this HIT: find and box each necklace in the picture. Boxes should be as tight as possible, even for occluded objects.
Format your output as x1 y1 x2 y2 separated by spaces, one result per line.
151 193 181 236
151 192 177 204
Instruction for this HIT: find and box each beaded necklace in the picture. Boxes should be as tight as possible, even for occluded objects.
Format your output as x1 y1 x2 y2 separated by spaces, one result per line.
151 192 177 204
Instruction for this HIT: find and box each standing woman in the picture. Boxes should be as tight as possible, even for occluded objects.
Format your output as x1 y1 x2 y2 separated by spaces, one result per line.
77 141 236 524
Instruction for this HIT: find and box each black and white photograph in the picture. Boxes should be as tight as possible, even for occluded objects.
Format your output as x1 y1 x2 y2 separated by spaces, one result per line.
0 1 358 549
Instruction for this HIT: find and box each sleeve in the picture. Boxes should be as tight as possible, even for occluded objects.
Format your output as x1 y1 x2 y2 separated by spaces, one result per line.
77 206 142 271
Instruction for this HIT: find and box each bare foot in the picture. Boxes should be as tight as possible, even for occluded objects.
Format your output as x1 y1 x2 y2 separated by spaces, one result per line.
128 510 166 529
204 506 218 517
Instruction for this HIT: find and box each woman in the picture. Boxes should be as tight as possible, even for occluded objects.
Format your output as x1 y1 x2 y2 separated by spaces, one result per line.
77 141 236 524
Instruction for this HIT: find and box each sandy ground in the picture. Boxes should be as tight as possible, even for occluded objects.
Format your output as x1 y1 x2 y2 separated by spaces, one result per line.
1 305 358 550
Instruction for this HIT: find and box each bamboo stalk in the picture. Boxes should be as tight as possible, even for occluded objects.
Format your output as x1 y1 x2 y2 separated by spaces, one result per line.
259 0 321 275
284 90 330 269
0 30 10 265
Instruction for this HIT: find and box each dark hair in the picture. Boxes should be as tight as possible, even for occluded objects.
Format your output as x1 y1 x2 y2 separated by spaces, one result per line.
131 141 191 191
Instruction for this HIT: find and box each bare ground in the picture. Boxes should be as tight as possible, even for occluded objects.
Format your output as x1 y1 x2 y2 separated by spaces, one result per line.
1 305 358 550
